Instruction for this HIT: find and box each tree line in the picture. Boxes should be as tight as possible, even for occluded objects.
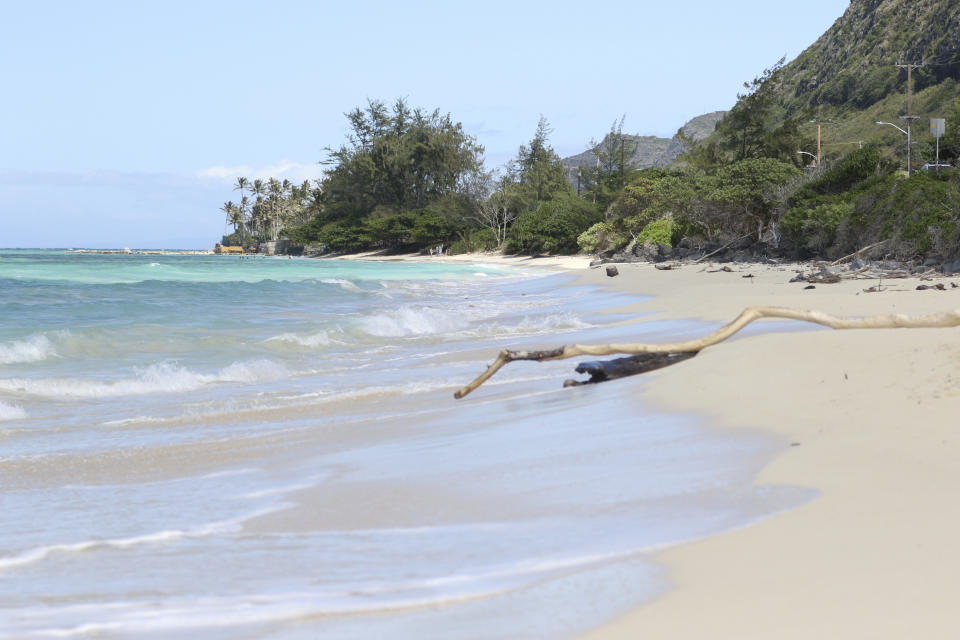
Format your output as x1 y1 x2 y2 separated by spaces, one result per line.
220 66 960 262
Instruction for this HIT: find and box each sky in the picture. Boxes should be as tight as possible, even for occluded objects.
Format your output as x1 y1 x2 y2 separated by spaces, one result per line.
0 0 851 248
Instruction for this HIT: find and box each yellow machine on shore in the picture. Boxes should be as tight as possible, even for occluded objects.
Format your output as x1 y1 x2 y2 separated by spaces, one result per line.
214 244 245 254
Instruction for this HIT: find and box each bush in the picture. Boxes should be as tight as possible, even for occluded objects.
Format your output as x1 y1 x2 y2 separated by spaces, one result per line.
836 172 959 259
448 228 498 254
365 212 416 247
636 218 676 247
806 146 882 196
315 222 372 251
409 209 455 246
505 195 601 254
783 200 853 254
577 222 627 253
220 231 245 246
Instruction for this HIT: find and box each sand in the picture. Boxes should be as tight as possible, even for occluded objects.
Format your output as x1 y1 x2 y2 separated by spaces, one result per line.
341 251 960 638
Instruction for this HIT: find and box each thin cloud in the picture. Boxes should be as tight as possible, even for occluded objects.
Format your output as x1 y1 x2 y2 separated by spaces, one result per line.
196 160 324 184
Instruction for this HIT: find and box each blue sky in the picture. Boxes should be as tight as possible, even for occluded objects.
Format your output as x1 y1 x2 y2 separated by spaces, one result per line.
1 0 849 248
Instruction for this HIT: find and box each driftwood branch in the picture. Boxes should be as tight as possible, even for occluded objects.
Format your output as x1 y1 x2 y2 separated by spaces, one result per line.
692 233 751 264
453 306 960 399
829 239 888 266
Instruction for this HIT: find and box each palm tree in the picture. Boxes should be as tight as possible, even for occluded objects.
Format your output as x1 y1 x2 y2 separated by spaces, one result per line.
238 195 251 245
220 201 242 239
233 176 249 202
268 178 283 241
220 202 232 238
250 179 266 243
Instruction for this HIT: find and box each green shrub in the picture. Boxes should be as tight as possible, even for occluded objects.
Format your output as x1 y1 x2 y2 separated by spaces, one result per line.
316 222 372 250
365 212 416 246
577 222 627 253
506 195 601 254
783 201 853 253
807 146 882 196
448 228 498 254
636 218 676 247
409 209 454 246
220 231 245 246
836 172 958 258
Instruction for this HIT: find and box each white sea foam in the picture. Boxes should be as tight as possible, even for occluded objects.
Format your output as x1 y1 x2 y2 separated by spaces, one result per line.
0 334 58 364
0 544 647 638
265 330 334 348
0 531 187 572
356 305 470 337
0 579 519 638
149 367 558 422
0 507 283 574
470 312 592 338
200 468 259 480
0 360 289 399
0 401 27 421
242 479 321 499
320 278 361 292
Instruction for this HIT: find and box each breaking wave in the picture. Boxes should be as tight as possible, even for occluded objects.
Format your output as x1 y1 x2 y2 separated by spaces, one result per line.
265 330 335 349
353 307 591 341
470 312 592 337
319 278 362 292
355 305 471 338
0 401 27 421
0 334 58 365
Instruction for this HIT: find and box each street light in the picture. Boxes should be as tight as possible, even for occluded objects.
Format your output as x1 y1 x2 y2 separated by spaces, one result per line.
875 120 907 135
797 150 818 167
875 120 912 177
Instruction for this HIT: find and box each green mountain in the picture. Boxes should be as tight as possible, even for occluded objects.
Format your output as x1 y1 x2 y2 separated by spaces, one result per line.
772 0 960 163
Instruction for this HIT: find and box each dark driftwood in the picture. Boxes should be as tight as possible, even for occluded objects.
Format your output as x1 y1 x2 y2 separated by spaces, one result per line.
563 352 698 387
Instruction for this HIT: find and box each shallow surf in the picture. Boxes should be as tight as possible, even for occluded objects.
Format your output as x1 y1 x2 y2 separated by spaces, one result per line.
0 250 811 638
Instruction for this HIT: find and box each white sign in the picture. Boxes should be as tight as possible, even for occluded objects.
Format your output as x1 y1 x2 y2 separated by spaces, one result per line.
931 118 946 138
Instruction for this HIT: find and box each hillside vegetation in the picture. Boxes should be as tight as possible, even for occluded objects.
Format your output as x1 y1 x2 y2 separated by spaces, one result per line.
782 0 960 115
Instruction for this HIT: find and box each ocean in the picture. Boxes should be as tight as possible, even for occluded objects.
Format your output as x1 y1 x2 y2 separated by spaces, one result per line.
0 249 810 638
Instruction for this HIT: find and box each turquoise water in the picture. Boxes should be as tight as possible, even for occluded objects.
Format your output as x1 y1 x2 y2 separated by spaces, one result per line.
0 250 810 638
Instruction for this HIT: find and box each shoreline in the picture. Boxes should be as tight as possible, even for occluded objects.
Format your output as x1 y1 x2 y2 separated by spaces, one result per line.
344 251 960 637
320 249 594 271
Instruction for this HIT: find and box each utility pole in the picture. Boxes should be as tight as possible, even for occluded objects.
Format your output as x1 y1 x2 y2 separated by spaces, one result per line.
808 120 837 170
896 61 924 177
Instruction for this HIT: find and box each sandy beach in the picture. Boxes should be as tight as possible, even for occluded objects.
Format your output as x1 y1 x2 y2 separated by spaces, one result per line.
348 251 960 638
